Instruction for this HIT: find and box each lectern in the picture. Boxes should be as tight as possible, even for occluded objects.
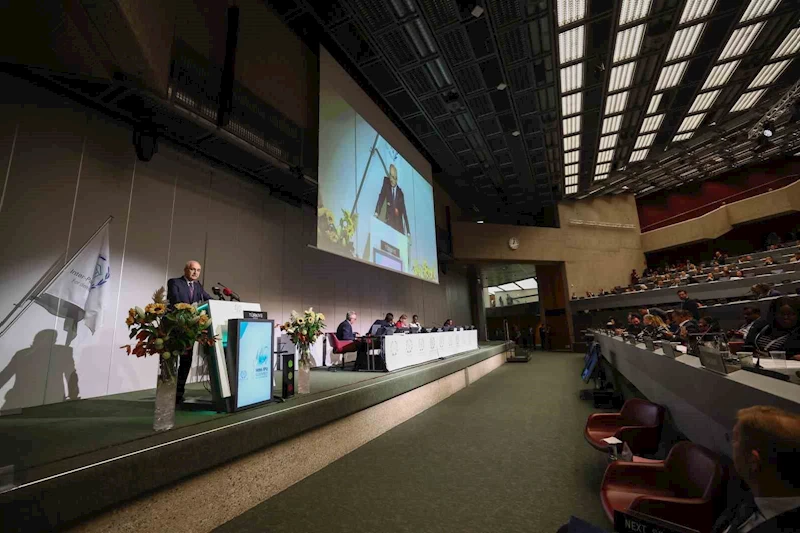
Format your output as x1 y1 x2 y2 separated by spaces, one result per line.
196 300 263 412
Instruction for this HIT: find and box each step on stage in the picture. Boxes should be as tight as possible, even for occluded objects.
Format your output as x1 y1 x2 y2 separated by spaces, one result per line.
0 341 510 533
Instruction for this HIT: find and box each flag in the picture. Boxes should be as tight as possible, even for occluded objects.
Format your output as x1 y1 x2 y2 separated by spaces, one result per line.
37 225 111 334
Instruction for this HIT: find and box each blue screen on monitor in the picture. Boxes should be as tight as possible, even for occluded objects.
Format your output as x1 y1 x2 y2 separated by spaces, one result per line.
236 321 273 409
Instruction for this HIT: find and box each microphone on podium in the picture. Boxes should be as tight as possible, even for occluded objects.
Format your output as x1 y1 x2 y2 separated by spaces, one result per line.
211 286 226 300
218 282 241 302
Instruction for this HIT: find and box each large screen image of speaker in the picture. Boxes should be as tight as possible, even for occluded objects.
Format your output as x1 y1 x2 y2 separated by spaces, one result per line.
317 82 439 283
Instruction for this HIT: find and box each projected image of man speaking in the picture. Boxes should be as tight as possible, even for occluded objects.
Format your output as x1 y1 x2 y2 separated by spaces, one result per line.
374 164 410 237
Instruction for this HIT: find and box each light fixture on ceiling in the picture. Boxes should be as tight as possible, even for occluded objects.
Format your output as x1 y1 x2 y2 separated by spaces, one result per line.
496 82 507 90
512 130 520 137
763 121 775 137
558 25 586 64
740 0 781 23
471 5 484 17
772 28 800 60
718 22 764 61
613 24 646 63
679 0 718 25
748 60 791 89
731 89 766 112
702 60 740 90
556 0 587 27
476 220 485 223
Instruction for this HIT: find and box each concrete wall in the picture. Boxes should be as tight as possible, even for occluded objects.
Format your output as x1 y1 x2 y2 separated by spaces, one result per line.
451 195 646 298
641 179 800 253
0 76 470 411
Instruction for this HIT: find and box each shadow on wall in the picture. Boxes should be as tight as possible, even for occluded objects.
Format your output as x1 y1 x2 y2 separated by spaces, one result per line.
0 330 79 412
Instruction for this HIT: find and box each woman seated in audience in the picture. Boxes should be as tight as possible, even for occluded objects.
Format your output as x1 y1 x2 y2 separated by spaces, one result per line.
744 297 800 360
791 252 800 263
730 269 745 280
751 283 782 299
763 255 776 266
639 314 672 340
699 315 722 339
706 272 716 282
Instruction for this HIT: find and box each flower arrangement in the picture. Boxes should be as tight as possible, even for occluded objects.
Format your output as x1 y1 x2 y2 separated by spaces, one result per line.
121 287 217 380
280 307 326 367
412 260 437 281
317 207 358 257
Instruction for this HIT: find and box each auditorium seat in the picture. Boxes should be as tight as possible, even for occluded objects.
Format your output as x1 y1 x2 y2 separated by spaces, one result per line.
599 442 724 533
326 333 357 369
584 398 664 455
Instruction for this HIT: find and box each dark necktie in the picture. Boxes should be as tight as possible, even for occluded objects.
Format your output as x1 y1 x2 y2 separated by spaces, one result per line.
188 281 194 301
725 498 759 533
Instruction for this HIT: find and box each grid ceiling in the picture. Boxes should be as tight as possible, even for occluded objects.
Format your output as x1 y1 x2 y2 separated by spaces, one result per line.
273 0 800 224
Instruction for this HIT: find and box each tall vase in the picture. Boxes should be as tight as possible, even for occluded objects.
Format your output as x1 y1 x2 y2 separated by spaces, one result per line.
153 352 178 432
296 344 312 394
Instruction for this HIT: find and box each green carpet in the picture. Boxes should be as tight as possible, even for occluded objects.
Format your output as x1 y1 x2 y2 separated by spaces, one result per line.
214 352 611 533
0 371 377 475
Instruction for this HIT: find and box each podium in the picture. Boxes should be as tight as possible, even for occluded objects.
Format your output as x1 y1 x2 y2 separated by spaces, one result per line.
196 300 263 412
368 216 410 273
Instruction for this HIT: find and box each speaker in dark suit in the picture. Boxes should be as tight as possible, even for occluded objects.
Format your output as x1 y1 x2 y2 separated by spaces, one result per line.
374 164 410 235
166 260 212 404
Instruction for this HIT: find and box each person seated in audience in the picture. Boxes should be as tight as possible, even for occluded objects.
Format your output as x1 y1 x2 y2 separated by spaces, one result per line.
714 250 727 265
751 283 781 299
666 311 680 334
712 266 722 274
673 309 700 342
615 313 642 336
745 297 800 360
442 318 454 330
706 272 717 282
708 406 800 533
585 291 594 298
630 269 639 285
640 314 671 340
699 315 722 339
731 269 745 280
763 256 776 266
790 252 800 263
729 306 766 339
394 314 408 329
720 266 732 278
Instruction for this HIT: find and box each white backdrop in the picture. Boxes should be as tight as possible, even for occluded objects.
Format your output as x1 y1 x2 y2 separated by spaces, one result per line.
0 75 472 411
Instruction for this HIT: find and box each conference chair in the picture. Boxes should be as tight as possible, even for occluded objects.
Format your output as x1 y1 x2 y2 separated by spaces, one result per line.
326 333 357 370
600 442 724 533
584 398 665 455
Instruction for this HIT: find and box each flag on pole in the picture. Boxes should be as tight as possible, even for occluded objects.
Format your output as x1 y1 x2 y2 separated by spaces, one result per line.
37 225 111 334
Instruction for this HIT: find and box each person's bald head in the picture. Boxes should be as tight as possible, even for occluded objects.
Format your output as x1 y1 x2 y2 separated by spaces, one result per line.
184 260 202 281
733 406 800 496
389 164 398 187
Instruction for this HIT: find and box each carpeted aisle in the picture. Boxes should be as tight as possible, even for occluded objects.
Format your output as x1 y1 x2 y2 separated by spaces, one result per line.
214 352 610 533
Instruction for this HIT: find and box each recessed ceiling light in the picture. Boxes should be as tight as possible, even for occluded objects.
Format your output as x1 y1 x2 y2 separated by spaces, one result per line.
556 0 587 27
748 60 791 89
634 133 657 150
613 24 646 63
740 0 781 23
701 60 740 89
561 92 583 116
595 163 611 174
558 25 586 64
730 88 766 112
640 113 665 133
718 22 764 61
594 174 609 181
646 94 663 115
608 62 637 92
655 61 689 90
564 134 581 151
565 175 579 186
677 112 706 133
512 130 520 136
563 116 582 135
565 163 579 175
665 23 705 62
679 0 717 24
619 0 653 26
564 151 580 164
471 5 485 17
599 134 619 150
687 89 721 113
497 83 507 90
772 28 800 59
629 149 649 162
559 64 584 93
602 115 623 134
597 149 615 163
476 220 485 223
605 91 629 114
565 185 579 194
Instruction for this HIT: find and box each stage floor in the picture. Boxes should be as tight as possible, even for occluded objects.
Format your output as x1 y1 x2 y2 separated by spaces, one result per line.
0 367 378 479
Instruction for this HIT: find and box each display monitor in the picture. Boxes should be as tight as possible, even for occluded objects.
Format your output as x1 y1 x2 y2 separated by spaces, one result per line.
317 59 439 283
227 319 274 410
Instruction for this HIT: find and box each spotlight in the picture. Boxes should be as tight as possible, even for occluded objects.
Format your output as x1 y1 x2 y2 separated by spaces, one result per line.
763 122 774 138
471 5 484 17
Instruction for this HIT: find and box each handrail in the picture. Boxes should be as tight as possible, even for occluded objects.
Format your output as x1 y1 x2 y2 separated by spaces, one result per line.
640 174 800 233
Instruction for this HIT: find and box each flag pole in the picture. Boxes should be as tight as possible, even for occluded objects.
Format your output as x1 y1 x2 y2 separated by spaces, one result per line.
0 215 114 340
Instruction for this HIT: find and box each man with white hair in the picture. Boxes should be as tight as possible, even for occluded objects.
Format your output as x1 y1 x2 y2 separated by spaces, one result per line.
167 260 212 404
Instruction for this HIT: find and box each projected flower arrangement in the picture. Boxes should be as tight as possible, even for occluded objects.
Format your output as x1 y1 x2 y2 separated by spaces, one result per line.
317 206 358 257
412 260 436 281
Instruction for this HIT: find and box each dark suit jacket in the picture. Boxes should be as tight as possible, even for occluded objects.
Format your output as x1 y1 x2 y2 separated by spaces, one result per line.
167 277 211 306
680 298 701 319
711 491 800 533
336 320 355 341
375 177 410 234
744 321 800 357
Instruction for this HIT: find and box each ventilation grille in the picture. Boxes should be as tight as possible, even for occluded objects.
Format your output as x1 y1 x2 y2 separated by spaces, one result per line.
454 64 485 94
421 95 449 118
382 28 418 67
468 94 494 117
508 64 534 91
489 0 522 27
352 0 394 29
404 65 436 95
498 26 530 63
440 28 474 65
419 0 460 28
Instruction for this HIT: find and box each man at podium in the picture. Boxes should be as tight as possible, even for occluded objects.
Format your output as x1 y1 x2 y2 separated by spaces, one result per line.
167 260 212 404
374 164 410 236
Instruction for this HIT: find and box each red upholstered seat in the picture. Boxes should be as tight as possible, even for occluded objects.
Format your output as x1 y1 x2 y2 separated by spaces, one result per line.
600 442 724 533
584 398 665 455
327 333 356 354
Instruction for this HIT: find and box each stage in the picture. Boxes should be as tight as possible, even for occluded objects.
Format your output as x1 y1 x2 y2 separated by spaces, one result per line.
0 341 511 533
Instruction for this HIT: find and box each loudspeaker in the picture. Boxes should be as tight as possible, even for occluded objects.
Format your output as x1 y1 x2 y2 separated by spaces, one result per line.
281 353 295 399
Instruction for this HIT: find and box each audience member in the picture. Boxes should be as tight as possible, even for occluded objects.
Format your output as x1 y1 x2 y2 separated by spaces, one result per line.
730 306 766 339
677 289 701 319
710 406 800 532
791 252 800 264
630 269 639 285
751 283 781 299
699 315 722 337
674 309 700 341
442 318 454 330
640 314 671 340
745 297 800 359
763 256 776 266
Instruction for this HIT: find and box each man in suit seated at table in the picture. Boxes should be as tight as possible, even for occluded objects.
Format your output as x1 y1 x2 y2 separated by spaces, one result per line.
167 260 212 405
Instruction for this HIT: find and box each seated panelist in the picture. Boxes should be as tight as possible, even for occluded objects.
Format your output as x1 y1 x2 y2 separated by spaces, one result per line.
394 314 408 328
